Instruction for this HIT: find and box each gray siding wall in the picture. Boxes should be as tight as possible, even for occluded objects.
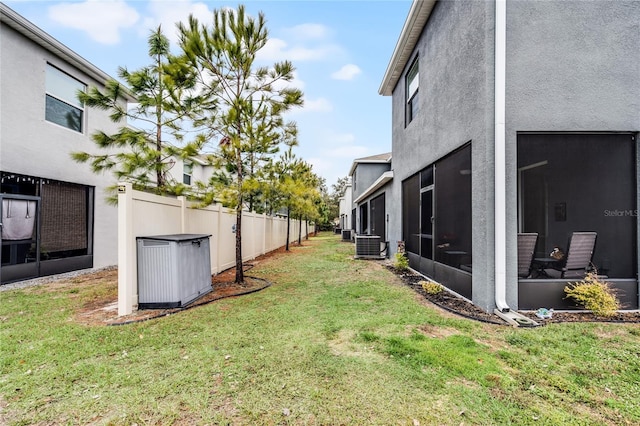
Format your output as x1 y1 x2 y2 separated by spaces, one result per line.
505 0 640 308
353 163 390 200
0 24 121 268
390 0 495 310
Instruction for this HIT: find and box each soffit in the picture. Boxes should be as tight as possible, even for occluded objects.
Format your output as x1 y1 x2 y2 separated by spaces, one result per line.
378 0 437 96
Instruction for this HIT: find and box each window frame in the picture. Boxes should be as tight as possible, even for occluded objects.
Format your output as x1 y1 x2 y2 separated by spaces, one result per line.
405 56 419 126
45 63 86 133
183 161 193 185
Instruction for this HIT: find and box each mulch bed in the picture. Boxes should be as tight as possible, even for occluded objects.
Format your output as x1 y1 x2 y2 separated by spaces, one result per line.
386 265 640 325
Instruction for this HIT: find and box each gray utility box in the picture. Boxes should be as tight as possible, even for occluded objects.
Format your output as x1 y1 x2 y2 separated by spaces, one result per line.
136 234 212 309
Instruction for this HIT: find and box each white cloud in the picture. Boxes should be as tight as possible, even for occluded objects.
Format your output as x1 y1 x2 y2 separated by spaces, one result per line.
331 64 362 81
282 23 331 40
141 0 213 45
272 70 304 92
48 0 139 45
257 38 343 62
303 98 333 113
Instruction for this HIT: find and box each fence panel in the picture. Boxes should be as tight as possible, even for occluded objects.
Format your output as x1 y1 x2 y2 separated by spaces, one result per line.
117 183 313 316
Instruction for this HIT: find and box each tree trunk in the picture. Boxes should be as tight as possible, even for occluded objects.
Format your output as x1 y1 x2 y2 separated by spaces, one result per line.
155 52 164 190
298 216 302 245
285 207 291 251
156 122 164 189
305 219 309 240
235 151 244 283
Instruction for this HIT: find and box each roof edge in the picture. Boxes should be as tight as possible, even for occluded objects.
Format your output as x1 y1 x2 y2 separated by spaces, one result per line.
353 171 394 204
378 0 437 96
0 3 136 102
348 153 392 176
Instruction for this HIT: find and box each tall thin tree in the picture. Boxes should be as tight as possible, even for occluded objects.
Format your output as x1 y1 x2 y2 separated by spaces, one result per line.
178 6 303 283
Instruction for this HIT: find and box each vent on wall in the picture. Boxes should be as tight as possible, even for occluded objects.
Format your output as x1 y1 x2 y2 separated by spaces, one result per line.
355 235 386 259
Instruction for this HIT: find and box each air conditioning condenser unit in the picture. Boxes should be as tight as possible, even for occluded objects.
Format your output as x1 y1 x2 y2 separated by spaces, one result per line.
354 235 386 259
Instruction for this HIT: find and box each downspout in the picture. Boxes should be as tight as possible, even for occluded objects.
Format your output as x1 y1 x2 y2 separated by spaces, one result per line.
494 0 509 312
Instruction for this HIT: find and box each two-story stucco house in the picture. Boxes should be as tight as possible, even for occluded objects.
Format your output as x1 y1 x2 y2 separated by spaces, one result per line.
0 3 135 284
349 153 392 240
337 178 353 240
378 0 639 312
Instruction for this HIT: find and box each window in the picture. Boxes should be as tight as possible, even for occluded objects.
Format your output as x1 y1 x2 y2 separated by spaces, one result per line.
359 203 368 234
183 161 193 185
405 57 419 125
45 64 85 132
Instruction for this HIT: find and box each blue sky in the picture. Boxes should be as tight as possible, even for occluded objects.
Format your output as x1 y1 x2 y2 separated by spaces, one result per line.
6 0 411 188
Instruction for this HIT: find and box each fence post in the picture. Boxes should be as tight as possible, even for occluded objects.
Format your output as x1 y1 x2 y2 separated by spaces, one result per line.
216 203 222 275
179 196 186 233
117 182 135 316
262 213 267 255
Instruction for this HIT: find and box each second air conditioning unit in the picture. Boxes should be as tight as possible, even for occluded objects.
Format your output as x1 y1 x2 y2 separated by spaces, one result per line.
354 235 386 259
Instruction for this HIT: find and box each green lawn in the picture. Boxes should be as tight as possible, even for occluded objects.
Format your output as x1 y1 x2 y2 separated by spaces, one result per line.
1 233 639 425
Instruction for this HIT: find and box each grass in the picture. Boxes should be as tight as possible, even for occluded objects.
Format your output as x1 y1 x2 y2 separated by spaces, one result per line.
1 232 639 425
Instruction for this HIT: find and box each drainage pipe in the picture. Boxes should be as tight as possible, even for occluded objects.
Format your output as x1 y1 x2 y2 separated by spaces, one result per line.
494 0 509 312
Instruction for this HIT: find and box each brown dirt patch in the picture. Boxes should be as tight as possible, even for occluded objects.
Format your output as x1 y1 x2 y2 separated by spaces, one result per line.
74 244 302 326
75 275 269 326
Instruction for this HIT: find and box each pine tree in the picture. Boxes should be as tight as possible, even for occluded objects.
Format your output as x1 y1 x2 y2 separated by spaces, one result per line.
72 26 205 202
177 6 303 283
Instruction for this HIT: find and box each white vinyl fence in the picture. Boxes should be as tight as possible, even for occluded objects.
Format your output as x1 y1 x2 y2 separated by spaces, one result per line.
117 182 314 316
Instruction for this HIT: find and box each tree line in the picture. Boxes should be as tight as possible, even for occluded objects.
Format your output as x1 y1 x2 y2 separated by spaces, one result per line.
72 5 338 283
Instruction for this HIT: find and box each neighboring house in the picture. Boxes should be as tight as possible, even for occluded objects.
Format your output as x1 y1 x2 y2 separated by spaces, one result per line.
0 3 135 284
168 155 214 189
376 0 639 312
337 178 353 237
349 153 392 239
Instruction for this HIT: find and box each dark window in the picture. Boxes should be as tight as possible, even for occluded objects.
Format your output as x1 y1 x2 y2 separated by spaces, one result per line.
405 57 419 126
45 64 85 132
45 95 83 132
421 166 434 188
359 203 368 234
351 208 356 231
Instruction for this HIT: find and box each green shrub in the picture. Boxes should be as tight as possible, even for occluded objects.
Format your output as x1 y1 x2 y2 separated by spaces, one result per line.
564 273 620 317
394 252 409 271
420 280 443 295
